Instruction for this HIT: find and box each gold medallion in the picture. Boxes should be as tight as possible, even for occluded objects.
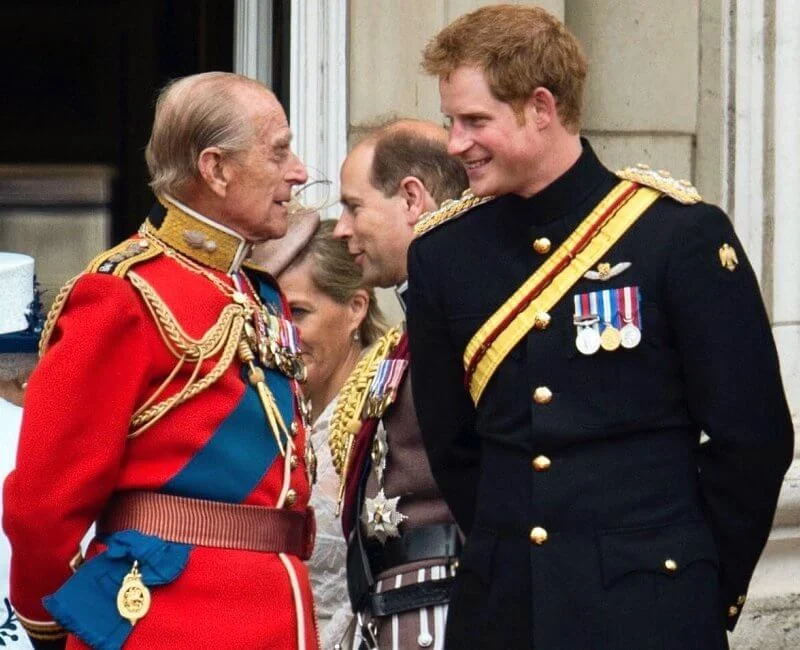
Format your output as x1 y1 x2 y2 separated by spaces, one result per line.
116 561 151 626
599 325 622 351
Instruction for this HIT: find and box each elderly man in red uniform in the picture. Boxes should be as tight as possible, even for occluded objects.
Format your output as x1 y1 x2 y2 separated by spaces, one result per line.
3 72 320 650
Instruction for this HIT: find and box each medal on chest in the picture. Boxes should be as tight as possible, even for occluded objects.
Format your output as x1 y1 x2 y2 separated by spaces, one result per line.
362 359 408 419
362 488 408 543
573 286 643 354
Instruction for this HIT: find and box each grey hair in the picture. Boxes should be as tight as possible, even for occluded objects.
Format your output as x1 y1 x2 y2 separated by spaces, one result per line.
145 72 270 196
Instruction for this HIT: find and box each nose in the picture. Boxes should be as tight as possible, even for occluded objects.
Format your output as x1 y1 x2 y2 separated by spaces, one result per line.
447 122 470 158
333 212 353 239
286 152 309 185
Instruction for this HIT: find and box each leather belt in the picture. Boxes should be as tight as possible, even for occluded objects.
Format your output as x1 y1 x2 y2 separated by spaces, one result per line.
366 522 461 576
97 491 316 560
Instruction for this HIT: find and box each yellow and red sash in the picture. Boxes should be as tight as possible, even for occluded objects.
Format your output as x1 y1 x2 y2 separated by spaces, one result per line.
463 180 661 405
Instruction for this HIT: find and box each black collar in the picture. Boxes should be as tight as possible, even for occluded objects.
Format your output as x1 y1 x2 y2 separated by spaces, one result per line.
505 138 613 226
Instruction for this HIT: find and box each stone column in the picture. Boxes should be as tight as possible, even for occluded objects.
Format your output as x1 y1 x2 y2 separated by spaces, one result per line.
720 1 800 647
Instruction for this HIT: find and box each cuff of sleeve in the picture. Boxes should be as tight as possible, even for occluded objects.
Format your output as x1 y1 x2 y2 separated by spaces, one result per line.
15 610 68 641
724 593 748 630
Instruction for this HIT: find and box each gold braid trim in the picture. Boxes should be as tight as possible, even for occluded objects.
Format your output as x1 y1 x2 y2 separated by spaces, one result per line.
616 164 702 205
38 275 80 357
128 314 244 437
329 326 402 485
127 271 242 359
413 189 495 238
125 271 246 437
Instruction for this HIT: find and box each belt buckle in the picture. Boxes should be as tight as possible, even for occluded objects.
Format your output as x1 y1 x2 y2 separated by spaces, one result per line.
357 615 380 650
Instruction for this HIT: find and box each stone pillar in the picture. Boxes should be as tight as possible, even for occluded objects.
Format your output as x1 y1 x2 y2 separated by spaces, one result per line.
720 1 800 647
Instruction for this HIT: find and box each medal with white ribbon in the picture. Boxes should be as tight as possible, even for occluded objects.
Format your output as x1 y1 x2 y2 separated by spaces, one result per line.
618 286 642 349
573 292 601 355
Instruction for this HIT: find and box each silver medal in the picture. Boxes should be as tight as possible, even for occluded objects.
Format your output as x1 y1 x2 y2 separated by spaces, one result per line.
620 323 642 349
576 325 601 355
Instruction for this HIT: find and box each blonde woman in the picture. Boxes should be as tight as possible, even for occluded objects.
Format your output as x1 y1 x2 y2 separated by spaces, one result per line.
255 218 387 648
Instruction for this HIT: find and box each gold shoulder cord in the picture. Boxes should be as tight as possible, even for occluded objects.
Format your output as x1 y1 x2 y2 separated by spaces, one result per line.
126 271 246 438
329 326 402 515
39 275 80 357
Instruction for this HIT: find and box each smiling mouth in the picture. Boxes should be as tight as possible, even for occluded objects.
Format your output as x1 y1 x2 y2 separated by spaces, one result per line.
463 158 490 171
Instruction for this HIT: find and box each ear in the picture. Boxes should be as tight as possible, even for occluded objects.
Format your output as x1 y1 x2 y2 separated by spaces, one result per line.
525 87 558 130
398 176 432 226
347 289 370 333
197 147 231 198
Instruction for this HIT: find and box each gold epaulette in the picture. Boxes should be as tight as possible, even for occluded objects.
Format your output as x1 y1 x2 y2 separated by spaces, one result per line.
329 327 403 480
616 164 702 205
39 239 164 355
86 237 163 277
413 189 495 238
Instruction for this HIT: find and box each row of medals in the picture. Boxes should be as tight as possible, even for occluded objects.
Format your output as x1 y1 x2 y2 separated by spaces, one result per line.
237 291 317 484
236 291 307 383
574 315 642 355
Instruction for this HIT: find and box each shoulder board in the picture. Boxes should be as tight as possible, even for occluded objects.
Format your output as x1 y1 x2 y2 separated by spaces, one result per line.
414 189 495 238
616 164 702 205
86 237 162 277
328 326 404 476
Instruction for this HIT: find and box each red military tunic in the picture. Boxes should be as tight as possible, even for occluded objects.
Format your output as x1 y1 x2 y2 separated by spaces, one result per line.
2 197 320 649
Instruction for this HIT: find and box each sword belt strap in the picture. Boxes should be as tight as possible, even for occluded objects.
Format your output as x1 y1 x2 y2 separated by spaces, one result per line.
365 523 461 577
369 577 456 617
464 180 661 405
97 490 316 560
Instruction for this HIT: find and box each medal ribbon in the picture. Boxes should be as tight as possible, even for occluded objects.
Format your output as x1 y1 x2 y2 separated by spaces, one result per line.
618 286 642 329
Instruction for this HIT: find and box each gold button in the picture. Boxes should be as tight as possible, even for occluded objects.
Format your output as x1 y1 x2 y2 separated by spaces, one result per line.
737 594 746 606
532 455 551 472
533 312 551 330
290 421 299 436
533 238 551 254
284 489 297 507
664 559 678 572
529 526 548 545
290 454 298 470
728 605 738 618
533 386 552 404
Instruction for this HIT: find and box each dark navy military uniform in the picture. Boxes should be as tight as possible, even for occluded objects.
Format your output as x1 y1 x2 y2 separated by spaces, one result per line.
406 141 793 649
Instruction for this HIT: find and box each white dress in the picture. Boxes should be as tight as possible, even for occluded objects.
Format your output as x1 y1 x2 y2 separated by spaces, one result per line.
308 397 353 648
0 398 34 649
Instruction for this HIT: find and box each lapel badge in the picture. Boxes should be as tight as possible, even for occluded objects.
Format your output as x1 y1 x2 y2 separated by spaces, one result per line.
719 243 739 271
583 261 631 282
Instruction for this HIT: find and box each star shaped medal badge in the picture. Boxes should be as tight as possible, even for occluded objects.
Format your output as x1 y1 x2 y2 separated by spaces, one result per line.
362 488 408 543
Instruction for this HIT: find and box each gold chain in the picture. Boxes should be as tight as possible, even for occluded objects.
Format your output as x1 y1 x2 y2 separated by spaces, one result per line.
39 275 80 357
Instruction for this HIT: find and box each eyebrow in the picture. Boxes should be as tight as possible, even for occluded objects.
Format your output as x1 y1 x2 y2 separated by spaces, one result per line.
340 194 359 209
272 131 293 148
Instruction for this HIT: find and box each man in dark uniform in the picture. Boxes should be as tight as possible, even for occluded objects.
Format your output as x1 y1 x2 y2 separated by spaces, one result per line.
406 5 794 650
330 120 469 649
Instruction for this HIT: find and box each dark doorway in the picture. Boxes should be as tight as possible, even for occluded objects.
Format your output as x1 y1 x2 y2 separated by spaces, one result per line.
0 0 235 242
